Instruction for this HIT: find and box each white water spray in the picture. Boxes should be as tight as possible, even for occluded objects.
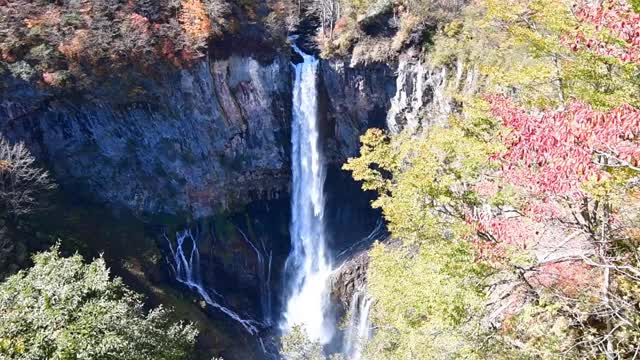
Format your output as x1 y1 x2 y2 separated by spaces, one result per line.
343 288 373 360
165 229 261 335
281 42 334 343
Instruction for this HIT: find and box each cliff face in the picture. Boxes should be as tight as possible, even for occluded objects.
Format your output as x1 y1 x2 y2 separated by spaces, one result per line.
320 60 397 162
0 56 291 218
0 53 396 220
386 49 481 133
329 53 481 310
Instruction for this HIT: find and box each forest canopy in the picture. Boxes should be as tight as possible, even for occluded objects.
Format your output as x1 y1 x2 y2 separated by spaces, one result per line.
0 0 298 89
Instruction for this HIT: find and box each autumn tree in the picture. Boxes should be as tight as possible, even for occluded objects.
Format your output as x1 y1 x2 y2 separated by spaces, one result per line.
0 0 235 88
483 96 640 359
475 2 640 356
0 135 55 277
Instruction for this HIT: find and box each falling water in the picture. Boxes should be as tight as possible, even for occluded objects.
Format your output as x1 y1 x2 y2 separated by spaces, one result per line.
281 42 334 343
234 224 273 326
165 228 261 335
343 288 374 360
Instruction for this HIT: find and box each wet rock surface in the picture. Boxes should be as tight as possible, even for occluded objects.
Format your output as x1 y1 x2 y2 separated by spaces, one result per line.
331 250 370 307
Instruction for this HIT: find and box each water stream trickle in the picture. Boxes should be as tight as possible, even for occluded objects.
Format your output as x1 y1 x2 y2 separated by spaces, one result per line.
234 224 273 326
165 228 261 335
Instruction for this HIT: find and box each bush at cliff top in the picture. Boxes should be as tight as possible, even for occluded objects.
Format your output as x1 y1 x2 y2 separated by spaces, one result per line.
0 245 198 359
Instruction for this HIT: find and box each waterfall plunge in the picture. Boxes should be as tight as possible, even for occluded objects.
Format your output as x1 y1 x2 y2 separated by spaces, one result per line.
281 43 334 344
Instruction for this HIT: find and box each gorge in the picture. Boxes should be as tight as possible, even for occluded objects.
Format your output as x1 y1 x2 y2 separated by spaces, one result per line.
0 33 440 359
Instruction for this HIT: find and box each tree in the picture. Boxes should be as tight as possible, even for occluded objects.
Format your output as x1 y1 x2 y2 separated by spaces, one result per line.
0 246 198 359
484 96 640 359
0 136 55 217
280 325 325 360
487 96 640 197
179 0 213 56
365 241 491 360
343 124 506 358
478 3 640 356
569 0 640 64
0 0 234 88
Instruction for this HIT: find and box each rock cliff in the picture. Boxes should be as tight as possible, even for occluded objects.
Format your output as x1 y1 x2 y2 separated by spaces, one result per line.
0 51 396 220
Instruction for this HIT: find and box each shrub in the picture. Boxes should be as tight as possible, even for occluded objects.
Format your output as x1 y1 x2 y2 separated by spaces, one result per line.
0 136 55 217
0 246 198 359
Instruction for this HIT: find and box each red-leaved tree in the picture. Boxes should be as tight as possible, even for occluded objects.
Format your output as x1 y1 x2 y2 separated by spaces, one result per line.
480 94 640 358
488 96 640 197
568 0 640 63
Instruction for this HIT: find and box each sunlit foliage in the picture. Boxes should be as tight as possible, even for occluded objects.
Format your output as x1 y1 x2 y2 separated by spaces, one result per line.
345 0 640 358
0 0 231 88
0 246 198 359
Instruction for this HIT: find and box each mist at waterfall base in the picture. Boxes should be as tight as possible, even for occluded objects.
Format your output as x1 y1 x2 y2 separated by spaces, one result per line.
281 44 335 344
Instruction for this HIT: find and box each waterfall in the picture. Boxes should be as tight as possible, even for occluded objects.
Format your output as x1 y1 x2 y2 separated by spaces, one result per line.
343 288 373 360
281 42 334 344
165 228 261 335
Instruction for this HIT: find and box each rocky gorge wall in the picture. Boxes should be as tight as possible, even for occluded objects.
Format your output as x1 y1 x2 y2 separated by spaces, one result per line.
0 45 398 359
0 50 397 220
0 56 292 218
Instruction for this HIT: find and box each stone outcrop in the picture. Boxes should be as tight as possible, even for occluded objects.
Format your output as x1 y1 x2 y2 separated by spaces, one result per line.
331 250 370 307
386 49 481 133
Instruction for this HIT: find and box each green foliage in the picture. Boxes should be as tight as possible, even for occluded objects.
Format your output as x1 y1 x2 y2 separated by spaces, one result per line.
0 245 198 360
345 0 640 358
344 122 500 242
429 0 640 109
343 107 510 358
6 61 36 82
365 241 493 359
280 325 325 360
500 298 579 359
319 0 463 59
0 0 293 89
